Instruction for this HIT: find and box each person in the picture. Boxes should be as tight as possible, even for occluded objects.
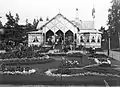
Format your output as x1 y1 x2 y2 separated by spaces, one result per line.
92 46 96 53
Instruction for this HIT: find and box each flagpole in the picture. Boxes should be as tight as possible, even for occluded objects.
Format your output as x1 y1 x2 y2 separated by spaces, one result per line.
92 4 95 30
93 16 95 30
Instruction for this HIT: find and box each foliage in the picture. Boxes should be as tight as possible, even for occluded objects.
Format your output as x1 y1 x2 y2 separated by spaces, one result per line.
107 0 120 49
2 12 26 45
4 12 19 28
46 68 120 77
0 21 3 28
99 26 108 41
108 0 120 34
0 45 48 59
33 18 39 29
1 57 54 66
59 59 79 68
88 53 109 58
1 12 40 46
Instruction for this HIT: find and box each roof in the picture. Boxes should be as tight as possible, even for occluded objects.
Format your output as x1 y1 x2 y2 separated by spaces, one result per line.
36 21 47 29
28 30 43 34
79 29 102 34
39 13 79 29
72 20 94 29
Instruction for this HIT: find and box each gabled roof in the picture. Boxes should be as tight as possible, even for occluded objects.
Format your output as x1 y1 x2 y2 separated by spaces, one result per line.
37 21 47 29
40 13 79 29
72 20 94 29
79 29 102 34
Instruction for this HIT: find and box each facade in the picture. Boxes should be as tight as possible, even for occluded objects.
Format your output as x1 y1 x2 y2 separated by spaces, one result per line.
28 13 102 48
77 29 102 48
28 30 43 46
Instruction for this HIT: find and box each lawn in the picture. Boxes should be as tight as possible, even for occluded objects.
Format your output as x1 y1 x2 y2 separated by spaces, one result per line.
0 71 119 86
0 52 120 86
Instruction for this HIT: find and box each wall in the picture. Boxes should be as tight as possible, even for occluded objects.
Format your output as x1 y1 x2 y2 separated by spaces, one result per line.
28 33 43 46
77 33 101 48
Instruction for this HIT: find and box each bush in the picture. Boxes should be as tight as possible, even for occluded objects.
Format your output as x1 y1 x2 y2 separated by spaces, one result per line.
59 59 79 68
2 57 55 66
88 53 109 58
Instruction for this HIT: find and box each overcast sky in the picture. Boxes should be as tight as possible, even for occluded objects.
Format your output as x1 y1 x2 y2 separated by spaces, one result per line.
0 0 111 29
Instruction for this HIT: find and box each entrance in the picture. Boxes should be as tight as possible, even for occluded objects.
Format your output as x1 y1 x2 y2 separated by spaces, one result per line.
46 30 54 45
65 30 74 45
55 30 64 44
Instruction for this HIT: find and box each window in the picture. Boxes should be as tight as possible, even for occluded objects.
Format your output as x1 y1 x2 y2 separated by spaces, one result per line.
33 37 39 42
97 37 100 43
80 36 84 42
87 38 89 43
91 36 95 43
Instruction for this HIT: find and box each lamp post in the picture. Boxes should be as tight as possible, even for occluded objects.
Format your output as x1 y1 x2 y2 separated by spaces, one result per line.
107 30 110 56
118 32 120 49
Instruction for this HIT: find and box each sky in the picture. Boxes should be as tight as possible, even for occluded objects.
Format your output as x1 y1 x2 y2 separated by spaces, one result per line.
0 0 112 29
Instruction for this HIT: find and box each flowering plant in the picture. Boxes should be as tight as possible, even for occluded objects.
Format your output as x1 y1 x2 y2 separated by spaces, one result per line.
45 68 120 77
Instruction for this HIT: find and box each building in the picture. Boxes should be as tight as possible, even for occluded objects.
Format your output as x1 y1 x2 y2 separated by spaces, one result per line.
28 11 102 48
28 30 43 46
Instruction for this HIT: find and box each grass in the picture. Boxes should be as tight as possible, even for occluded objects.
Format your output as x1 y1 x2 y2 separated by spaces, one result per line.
0 72 119 86
0 53 120 86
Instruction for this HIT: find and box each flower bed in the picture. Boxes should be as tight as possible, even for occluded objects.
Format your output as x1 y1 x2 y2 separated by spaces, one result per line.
1 69 36 75
59 59 80 68
66 52 83 57
88 53 109 58
47 53 66 57
1 56 55 65
45 68 120 77
0 63 36 75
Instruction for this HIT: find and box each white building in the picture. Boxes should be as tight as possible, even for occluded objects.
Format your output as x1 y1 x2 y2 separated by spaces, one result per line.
28 12 102 48
28 30 43 46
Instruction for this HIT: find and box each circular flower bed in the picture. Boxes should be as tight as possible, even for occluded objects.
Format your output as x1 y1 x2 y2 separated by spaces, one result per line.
45 68 120 77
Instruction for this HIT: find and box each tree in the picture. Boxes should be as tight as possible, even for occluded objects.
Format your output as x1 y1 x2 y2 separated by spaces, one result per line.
108 0 120 33
0 21 3 28
99 26 108 49
25 19 34 31
99 26 108 41
33 18 39 29
0 21 4 41
108 0 120 48
15 13 19 24
3 12 25 45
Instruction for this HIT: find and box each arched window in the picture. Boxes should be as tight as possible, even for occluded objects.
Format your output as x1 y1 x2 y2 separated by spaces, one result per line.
80 36 84 43
87 38 89 43
33 37 39 42
97 37 100 43
91 36 95 43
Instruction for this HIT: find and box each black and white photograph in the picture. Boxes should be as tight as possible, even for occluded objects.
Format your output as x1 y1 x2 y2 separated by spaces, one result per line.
0 0 120 87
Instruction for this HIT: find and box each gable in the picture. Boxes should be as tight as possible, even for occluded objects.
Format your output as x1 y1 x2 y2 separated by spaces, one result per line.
41 14 78 33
